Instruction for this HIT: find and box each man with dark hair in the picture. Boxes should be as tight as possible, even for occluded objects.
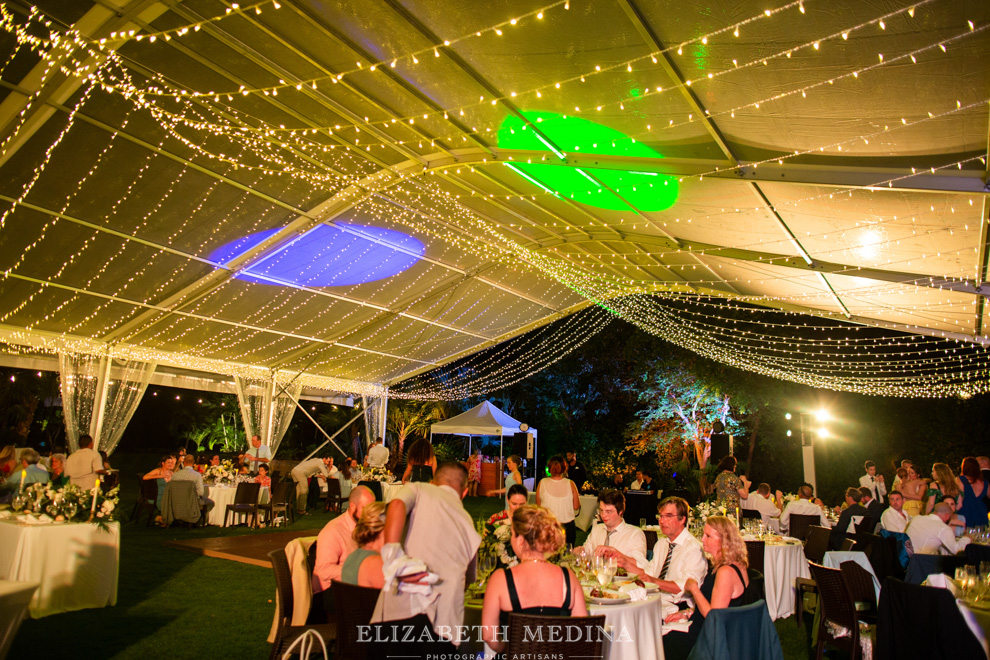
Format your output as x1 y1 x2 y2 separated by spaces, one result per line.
172 454 215 518
601 496 707 619
565 451 587 490
858 486 884 525
830 487 869 550
780 484 829 534
629 469 644 490
881 490 911 533
859 460 886 505
639 470 656 491
578 489 647 569
64 434 105 491
373 462 481 650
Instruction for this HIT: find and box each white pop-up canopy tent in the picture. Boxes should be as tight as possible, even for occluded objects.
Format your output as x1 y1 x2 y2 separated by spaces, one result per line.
430 401 537 486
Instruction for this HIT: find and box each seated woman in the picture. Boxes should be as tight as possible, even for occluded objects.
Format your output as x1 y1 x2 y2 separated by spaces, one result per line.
143 454 176 525
481 505 587 654
255 464 271 487
487 484 529 526
340 501 386 589
663 515 752 660
402 438 437 484
940 495 967 533
49 453 69 488
925 463 959 514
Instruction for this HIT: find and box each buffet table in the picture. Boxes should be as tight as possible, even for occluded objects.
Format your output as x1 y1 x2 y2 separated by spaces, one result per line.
0 518 119 617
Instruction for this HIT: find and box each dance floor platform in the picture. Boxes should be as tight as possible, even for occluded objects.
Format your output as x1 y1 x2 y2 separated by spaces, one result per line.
163 530 316 567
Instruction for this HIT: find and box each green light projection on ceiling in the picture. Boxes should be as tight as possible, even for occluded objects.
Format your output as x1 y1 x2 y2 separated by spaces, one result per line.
498 111 679 212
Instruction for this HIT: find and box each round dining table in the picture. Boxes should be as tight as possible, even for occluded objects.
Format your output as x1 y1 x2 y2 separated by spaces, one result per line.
204 484 270 526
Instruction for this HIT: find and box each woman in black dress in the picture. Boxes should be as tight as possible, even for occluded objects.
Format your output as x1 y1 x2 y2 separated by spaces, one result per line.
402 438 437 483
481 505 587 654
663 515 752 659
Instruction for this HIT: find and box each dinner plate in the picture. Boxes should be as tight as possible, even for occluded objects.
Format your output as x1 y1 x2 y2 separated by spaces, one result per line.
585 589 631 605
611 573 636 583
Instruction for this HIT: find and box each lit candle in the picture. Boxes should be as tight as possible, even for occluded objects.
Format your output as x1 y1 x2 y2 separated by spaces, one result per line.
90 476 101 516
19 469 26 492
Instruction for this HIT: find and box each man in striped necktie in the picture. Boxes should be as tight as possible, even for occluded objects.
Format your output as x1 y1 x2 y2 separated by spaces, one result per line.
599 496 708 621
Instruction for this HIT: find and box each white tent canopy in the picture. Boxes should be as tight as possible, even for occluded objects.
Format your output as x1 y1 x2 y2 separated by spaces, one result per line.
430 401 536 438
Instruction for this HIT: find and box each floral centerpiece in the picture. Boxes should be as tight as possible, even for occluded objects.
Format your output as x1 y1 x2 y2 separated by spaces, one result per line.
203 460 237 485
692 501 727 524
11 482 119 531
477 515 518 569
362 467 394 483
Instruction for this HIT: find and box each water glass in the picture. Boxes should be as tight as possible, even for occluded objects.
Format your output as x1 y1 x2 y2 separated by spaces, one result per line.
639 518 647 528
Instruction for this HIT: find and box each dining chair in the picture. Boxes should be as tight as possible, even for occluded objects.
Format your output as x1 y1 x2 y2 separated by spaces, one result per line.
324 477 342 513
744 540 765 574
809 563 861 660
506 613 606 659
686 599 784 660
854 516 875 535
838 560 877 624
839 538 856 552
331 581 382 660
262 481 295 527
130 475 159 526
788 514 820 541
804 526 831 564
224 481 262 528
875 577 984 659
268 549 336 660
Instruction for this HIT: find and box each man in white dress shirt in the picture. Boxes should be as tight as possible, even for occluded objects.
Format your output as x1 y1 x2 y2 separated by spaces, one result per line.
780 484 830 533
880 490 911 534
365 437 389 468
244 435 271 474
906 502 970 555
601 496 708 620
579 490 648 569
290 456 338 515
64 434 105 491
629 470 644 490
859 460 886 505
741 483 783 525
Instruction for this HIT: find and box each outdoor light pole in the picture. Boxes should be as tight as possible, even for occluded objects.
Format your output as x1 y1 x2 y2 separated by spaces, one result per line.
786 410 830 496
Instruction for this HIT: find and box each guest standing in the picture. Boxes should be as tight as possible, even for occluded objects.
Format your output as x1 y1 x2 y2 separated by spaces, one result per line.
565 451 587 491
956 457 988 528
899 465 928 517
535 455 580 546
467 448 482 497
64 434 105 491
365 437 389 469
481 505 587 654
487 454 522 509
859 460 886 505
713 456 750 512
290 456 337 516
402 438 437 484
244 435 271 475
924 463 959 515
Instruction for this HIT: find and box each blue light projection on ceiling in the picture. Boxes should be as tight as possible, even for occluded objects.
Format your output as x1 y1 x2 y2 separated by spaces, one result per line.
209 223 425 288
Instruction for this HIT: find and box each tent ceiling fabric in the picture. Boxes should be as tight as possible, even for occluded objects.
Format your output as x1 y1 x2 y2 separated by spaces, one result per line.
0 0 987 397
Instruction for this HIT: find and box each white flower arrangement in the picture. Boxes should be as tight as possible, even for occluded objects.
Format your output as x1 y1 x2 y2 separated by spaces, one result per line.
692 501 725 523
203 460 237 485
363 467 394 483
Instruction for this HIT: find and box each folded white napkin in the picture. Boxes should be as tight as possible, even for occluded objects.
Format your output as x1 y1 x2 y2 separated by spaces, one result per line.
381 542 440 595
663 619 692 634
617 583 648 601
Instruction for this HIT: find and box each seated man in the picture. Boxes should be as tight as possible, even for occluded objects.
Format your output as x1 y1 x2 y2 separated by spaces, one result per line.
741 482 782 525
171 454 215 518
880 490 912 534
600 496 707 620
373 463 481 651
859 486 884 527
780 484 830 534
312 486 376 608
579 489 648 569
1 448 50 499
829 487 869 551
906 502 971 555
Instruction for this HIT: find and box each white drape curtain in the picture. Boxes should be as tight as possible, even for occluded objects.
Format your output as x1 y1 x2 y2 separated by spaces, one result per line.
365 396 385 449
234 375 301 456
58 351 156 454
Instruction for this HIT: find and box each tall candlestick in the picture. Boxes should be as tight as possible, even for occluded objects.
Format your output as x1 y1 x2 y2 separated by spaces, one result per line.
90 476 101 516
19 469 26 492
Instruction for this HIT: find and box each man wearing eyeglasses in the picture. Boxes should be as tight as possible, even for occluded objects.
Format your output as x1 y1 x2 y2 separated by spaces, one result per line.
576 489 648 569
600 496 707 620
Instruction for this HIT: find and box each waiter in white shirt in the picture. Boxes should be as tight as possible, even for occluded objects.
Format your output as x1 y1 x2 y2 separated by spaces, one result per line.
577 490 648 569
600 496 708 620
859 460 886 505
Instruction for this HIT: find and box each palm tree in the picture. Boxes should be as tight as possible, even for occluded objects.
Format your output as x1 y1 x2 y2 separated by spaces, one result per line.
387 399 450 454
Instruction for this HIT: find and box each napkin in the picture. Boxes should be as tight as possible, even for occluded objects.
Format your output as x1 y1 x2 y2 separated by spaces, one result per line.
381 542 441 595
617 583 648 601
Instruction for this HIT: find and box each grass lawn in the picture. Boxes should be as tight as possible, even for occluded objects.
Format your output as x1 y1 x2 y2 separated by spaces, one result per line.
9 455 817 658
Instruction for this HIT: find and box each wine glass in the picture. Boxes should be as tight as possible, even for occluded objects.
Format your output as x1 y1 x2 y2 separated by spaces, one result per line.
595 555 617 590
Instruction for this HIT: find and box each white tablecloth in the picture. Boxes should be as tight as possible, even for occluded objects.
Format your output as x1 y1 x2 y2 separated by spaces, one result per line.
205 485 270 526
527 493 598 532
0 519 119 617
824 550 881 600
0 579 37 657
590 594 666 660
762 538 810 620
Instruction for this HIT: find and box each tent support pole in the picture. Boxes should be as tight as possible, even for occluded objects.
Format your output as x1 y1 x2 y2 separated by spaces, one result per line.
296 397 359 460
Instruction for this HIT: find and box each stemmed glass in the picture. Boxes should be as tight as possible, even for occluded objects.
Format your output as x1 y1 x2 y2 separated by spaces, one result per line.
594 555 617 591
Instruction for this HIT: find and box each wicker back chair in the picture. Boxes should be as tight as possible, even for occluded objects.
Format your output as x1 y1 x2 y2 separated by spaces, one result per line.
331 581 381 660
804 526 831 564
839 560 878 624
268 548 336 660
809 563 861 660
788 514 820 541
130 475 160 526
506 613 606 660
744 540 765 574
324 477 343 513
224 481 262 528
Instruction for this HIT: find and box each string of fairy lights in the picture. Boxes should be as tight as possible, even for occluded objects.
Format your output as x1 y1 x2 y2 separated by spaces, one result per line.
0 0 985 399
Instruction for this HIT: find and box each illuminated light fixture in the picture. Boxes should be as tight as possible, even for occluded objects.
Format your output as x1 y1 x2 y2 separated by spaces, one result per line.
814 409 830 423
498 111 679 212
209 224 425 287
817 428 828 439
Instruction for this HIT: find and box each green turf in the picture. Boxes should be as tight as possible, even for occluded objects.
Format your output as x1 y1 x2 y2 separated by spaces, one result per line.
9 460 816 659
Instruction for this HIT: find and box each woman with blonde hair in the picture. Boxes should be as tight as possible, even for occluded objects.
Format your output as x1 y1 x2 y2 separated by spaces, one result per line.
340 501 387 588
481 505 587 653
925 463 960 514
663 515 753 660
